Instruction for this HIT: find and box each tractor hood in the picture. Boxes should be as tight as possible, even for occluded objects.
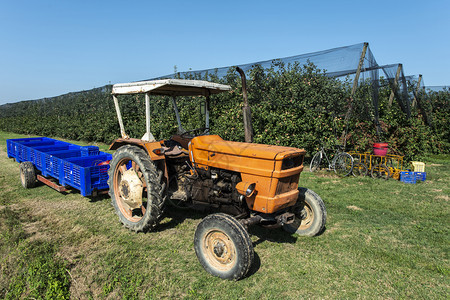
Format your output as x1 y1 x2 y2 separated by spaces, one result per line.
189 135 306 213
190 135 303 161
189 135 306 179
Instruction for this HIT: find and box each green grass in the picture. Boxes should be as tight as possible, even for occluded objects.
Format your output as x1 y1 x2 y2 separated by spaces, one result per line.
0 131 448 299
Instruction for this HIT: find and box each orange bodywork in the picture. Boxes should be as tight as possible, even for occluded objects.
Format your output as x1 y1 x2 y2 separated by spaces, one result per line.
110 138 165 161
189 135 306 214
109 138 169 183
110 135 306 214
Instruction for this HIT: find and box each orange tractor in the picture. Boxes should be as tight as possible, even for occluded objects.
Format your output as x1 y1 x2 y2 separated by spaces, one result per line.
109 78 326 280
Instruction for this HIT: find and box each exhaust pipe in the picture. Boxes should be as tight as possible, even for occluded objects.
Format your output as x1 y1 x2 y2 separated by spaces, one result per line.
236 67 253 143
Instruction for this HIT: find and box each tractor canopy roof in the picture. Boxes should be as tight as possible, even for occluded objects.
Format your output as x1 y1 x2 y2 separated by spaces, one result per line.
112 79 231 97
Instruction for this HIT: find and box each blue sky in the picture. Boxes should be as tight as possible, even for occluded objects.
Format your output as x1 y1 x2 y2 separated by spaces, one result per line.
0 0 448 105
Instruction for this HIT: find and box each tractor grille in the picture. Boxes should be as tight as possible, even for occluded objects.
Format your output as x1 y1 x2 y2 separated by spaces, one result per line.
275 174 300 195
281 155 303 170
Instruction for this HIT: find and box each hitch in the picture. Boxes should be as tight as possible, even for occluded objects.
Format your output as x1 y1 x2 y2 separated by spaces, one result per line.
275 212 295 226
239 212 295 230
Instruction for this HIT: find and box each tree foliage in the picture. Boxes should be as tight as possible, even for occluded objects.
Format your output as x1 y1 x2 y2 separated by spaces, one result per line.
0 63 448 161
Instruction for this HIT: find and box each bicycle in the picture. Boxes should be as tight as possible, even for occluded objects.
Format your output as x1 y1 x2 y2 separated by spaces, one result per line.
309 144 354 176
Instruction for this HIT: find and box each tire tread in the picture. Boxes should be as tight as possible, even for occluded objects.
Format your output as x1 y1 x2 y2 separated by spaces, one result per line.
108 145 167 232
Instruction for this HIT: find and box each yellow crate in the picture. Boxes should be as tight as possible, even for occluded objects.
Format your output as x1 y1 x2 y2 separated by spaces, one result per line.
411 161 425 172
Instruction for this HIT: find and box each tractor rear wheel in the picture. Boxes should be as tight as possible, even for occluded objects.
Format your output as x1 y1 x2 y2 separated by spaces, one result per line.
282 188 326 236
20 161 36 188
108 145 166 232
194 213 254 280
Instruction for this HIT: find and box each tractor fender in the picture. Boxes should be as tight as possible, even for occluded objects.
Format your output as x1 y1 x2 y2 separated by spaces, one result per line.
109 138 168 184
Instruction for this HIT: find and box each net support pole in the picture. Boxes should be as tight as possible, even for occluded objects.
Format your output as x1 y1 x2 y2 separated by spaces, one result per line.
388 64 402 107
341 42 368 146
412 75 422 108
412 75 431 126
351 42 369 96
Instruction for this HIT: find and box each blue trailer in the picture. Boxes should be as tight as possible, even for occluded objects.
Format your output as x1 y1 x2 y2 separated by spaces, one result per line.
7 137 112 196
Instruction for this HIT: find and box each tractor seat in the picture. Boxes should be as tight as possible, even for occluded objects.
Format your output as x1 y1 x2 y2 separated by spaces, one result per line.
170 134 192 150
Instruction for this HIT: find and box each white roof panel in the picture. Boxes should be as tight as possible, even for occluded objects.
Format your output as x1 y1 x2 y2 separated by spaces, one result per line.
112 79 231 96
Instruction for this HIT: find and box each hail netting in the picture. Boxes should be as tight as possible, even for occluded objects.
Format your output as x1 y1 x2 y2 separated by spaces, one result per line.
151 43 417 123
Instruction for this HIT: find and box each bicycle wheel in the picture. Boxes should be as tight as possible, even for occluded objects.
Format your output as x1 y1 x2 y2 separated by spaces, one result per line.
309 151 322 172
352 162 368 177
333 153 354 177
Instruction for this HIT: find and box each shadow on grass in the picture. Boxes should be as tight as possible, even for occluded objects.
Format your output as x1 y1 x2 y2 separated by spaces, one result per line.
88 193 111 203
245 251 261 278
249 225 298 247
155 206 204 232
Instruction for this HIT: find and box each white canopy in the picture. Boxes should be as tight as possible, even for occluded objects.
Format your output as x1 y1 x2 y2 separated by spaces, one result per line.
112 79 231 96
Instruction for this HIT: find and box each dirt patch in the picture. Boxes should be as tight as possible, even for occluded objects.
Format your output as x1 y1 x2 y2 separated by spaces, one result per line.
435 195 449 201
315 172 340 178
23 221 52 242
325 222 341 234
58 236 110 299
347 205 363 211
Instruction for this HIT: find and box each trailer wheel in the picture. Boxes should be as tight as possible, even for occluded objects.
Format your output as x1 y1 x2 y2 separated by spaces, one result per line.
371 164 390 180
283 188 326 236
194 213 254 280
108 145 166 232
20 161 36 188
352 162 368 177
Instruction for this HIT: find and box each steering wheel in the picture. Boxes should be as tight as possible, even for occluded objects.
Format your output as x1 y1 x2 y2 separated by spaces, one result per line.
180 127 209 138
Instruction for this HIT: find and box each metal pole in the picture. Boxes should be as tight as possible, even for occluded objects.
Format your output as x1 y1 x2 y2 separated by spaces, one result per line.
388 64 402 107
145 93 151 140
113 95 128 139
205 94 210 132
171 97 184 133
236 67 253 143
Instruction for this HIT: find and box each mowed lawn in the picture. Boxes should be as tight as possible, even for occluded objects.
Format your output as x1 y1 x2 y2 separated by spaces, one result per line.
0 131 448 299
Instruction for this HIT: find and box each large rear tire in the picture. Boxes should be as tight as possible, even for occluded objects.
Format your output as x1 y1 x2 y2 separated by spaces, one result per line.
108 145 166 232
20 161 36 188
194 213 254 280
282 188 326 236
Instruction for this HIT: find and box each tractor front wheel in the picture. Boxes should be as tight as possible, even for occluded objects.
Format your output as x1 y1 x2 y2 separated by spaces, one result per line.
282 188 326 236
194 213 254 280
108 145 166 232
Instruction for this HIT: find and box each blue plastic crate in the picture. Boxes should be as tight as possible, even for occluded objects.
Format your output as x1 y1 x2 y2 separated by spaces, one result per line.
414 172 427 182
400 171 416 184
6 137 112 196
81 146 100 156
